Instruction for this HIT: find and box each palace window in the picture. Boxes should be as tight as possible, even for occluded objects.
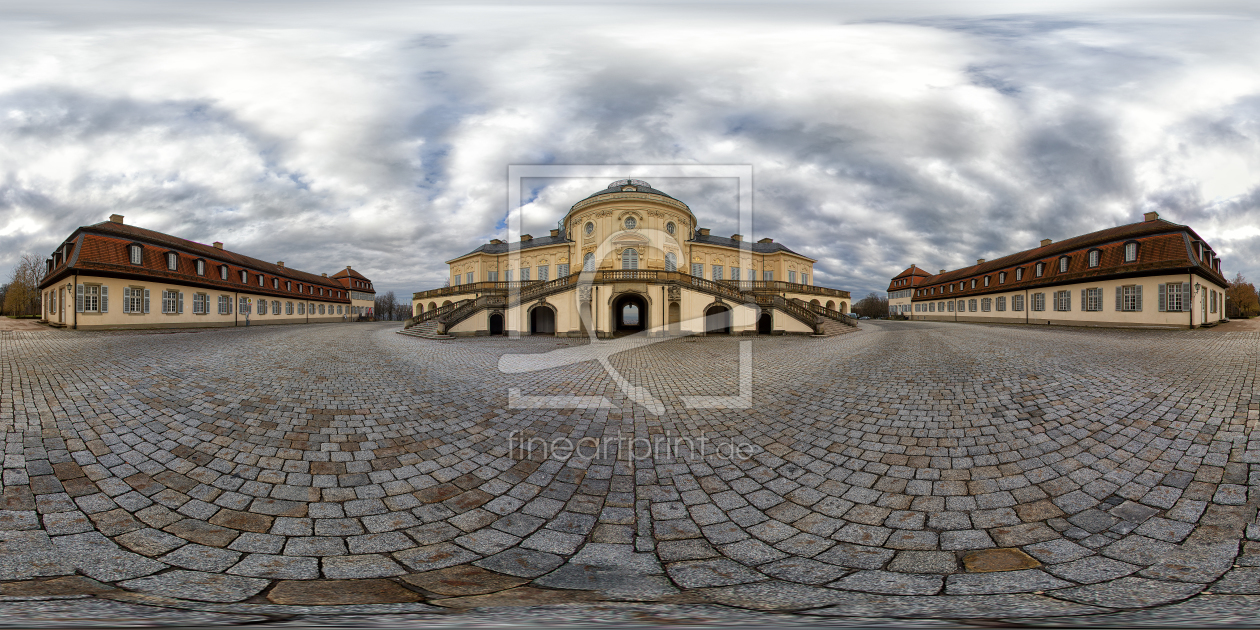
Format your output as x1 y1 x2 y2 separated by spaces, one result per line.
666 222 676 235
297 302 305 315
123 288 147 313
968 299 977 312
1058 257 1069 273
286 281 291 291
1013 294 1024 311
192 293 205 314
1161 283 1187 311
948 285 953 293
621 250 638 270
665 252 677 272
537 266 548 282
585 222 594 236
286 301 294 315
218 295 231 315
1054 290 1071 311
239 296 248 313
981 298 991 312
747 268 754 282
1032 292 1045 311
999 272 1006 284
947 301 954 312
1035 262 1044 277
487 271 499 282
802 274 809 285
763 270 773 281
129 245 143 265
996 296 1006 311
624 217 636 230
196 260 205 276
78 284 100 313
1124 241 1138 262
583 252 596 272
505 269 514 281
731 267 740 281
1084 287 1103 311
1016 267 1024 281
712 265 723 280
319 304 325 315
466 272 475 284
257 299 265 315
1088 250 1100 268
1211 290 1217 313
929 302 935 312
788 271 796 283
691 263 703 277
557 263 569 277
162 290 181 314
1119 285 1142 311
520 267 531 281
272 300 280 315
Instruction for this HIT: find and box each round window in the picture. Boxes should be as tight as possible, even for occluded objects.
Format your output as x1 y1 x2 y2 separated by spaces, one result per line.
624 217 636 230
584 222 594 236
666 222 676 235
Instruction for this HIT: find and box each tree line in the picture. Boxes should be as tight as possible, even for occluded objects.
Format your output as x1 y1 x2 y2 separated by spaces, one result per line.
372 291 413 321
2 253 45 317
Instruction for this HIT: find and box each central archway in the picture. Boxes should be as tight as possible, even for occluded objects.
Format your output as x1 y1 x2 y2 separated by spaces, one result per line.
489 312 504 335
612 293 648 334
529 305 555 335
705 304 732 335
757 311 772 335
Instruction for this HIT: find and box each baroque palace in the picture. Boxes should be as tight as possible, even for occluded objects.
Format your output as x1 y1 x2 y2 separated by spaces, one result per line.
406 180 853 338
39 214 376 329
887 211 1229 328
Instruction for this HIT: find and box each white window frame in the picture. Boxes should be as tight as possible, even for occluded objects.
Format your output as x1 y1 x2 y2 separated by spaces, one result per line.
129 245 142 265
1124 242 1138 263
1059 257 1069 273
196 260 205 276
1035 262 1044 278
220 265 228 280
1033 293 1045 311
537 266 548 282
82 284 100 312
1016 268 1023 281
1088 250 1100 268
713 265 723 281
1013 294 1024 311
166 252 178 271
1054 290 1071 311
1084 287 1103 312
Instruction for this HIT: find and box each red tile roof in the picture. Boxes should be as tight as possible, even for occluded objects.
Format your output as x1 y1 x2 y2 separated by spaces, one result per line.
331 267 376 293
887 265 933 291
41 220 351 302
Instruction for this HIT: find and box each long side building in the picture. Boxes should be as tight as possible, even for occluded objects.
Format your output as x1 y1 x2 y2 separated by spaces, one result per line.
40 214 374 329
887 211 1229 329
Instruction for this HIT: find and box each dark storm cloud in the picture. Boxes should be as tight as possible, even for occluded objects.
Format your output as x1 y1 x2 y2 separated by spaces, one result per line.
1 5 1258 298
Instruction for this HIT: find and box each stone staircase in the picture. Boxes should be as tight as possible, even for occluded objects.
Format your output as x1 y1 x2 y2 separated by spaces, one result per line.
815 318 858 337
396 321 453 340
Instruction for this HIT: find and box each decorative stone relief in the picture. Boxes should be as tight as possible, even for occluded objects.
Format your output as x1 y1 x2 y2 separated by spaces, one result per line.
667 286 681 301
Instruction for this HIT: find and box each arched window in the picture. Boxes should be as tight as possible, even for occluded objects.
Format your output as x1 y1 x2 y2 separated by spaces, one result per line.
583 252 595 272
665 252 677 272
621 249 638 270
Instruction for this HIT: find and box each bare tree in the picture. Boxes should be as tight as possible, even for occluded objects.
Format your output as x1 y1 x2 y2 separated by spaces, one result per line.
3 254 46 317
1227 272 1259 318
852 292 889 318
375 291 400 321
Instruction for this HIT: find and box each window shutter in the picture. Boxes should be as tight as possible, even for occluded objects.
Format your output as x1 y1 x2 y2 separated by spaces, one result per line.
76 284 84 312
100 286 108 313
1181 283 1191 313
1158 284 1166 311
1135 285 1142 311
1115 286 1123 311
123 287 131 313
1081 289 1086 311
143 289 150 313
1066 291 1071 311
178 292 184 314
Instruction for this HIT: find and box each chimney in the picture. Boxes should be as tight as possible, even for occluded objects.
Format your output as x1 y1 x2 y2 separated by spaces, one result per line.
521 234 532 242
212 241 223 249
977 259 985 265
1040 239 1052 247
549 229 559 237
698 228 711 236
322 273 328 277
1143 211 1160 222
940 269 946 274
109 214 124 224
757 237 773 244
731 234 742 242
277 261 285 268
346 265 351 270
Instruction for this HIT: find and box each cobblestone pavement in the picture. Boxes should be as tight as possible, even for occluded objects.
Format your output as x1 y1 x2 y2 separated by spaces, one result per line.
1 320 1258 627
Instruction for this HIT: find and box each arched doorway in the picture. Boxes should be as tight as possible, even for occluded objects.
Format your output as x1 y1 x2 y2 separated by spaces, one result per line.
810 299 820 307
705 304 731 335
579 302 592 335
429 301 437 311
489 312 504 335
757 312 772 335
529 305 555 335
839 301 848 314
612 293 648 334
825 300 835 311
668 302 681 333
441 300 452 307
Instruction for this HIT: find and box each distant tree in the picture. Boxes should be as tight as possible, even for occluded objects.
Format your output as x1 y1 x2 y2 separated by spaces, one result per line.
375 291 401 321
0 283 8 316
3 254 45 317
852 292 889 318
1227 272 1259 318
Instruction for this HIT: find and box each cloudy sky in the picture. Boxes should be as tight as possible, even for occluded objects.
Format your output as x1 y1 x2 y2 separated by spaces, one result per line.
2 1 1258 298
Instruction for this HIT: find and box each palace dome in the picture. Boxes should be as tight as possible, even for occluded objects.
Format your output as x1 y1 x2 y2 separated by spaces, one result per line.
575 179 681 205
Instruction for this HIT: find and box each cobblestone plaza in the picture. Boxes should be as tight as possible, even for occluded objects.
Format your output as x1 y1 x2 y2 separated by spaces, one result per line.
1 320 1258 625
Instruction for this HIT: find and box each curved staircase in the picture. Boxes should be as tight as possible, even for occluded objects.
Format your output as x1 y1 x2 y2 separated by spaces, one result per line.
396 320 453 340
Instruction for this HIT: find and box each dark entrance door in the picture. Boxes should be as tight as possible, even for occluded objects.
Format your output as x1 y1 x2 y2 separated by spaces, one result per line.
530 307 555 335
705 305 731 334
613 294 648 334
757 312 772 334
489 313 504 335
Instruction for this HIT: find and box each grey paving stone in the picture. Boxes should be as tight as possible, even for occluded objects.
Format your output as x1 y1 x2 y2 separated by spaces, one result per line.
699 581 854 611
814 543 895 570
1139 541 1239 583
321 553 407 578
394 543 480 572
520 528 585 555
0 599 267 626
533 563 679 599
940 530 995 550
887 551 958 574
758 557 851 584
52 532 167 581
1210 568 1260 594
227 554 320 580
830 570 943 595
945 569 1072 595
1023 538 1093 564
666 558 768 588
1134 517 1195 543
804 592 1111 618
1049 576 1203 607
118 570 269 603
1043 555 1139 584
474 548 565 577
1109 500 1158 524
159 544 242 572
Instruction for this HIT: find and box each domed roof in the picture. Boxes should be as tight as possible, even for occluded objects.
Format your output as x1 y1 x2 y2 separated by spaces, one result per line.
575 179 681 205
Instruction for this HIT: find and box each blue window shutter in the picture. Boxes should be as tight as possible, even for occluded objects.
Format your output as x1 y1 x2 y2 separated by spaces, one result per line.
1136 285 1142 311
76 284 84 313
123 287 131 313
143 289 150 313
100 286 108 313
1158 284 1166 311
1181 283 1190 313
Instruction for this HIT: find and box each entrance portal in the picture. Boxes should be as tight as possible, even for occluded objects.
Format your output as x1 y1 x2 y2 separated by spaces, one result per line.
529 306 555 335
613 293 648 334
489 312 504 335
705 304 731 335
757 312 772 335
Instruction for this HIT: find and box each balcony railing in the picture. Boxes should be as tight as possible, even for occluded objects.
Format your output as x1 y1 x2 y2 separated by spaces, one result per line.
415 273 850 301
